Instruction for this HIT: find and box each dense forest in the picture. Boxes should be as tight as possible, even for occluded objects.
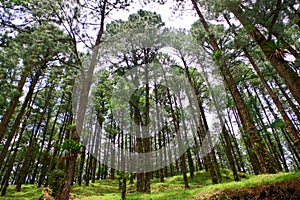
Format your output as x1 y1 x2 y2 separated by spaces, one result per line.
0 0 299 199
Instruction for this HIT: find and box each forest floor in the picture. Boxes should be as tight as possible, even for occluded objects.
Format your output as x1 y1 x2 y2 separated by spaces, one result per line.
0 169 299 200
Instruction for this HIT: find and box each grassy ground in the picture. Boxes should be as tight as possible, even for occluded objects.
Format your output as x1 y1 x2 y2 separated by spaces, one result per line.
0 170 299 200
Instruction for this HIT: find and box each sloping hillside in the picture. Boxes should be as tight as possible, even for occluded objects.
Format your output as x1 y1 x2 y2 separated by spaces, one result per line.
1 170 299 200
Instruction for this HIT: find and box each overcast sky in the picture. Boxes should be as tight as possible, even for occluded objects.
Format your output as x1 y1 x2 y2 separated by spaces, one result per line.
109 1 198 30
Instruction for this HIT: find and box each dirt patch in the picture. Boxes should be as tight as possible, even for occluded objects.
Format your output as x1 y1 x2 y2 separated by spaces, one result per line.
207 178 300 200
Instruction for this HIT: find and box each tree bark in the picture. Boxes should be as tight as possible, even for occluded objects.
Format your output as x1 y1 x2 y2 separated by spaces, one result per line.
191 0 278 174
229 5 300 104
166 84 189 188
121 175 127 200
222 126 240 181
0 70 42 170
226 16 300 155
0 66 30 141
59 155 77 200
15 137 37 192
0 109 28 196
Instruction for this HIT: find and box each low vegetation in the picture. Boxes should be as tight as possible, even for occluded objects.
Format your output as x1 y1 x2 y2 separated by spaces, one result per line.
0 1 299 200
1 170 299 200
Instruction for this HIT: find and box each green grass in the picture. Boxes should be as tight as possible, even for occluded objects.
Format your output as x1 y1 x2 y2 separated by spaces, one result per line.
0 170 299 200
0 184 41 200
70 179 120 199
188 172 300 200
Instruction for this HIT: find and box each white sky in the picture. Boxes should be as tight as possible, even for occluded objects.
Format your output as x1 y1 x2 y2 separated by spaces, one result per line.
108 1 198 30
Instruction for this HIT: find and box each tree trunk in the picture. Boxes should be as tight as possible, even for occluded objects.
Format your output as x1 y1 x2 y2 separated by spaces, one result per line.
59 156 77 200
78 147 86 186
85 153 91 186
167 88 189 188
15 137 37 192
0 112 27 196
229 5 300 104
191 0 278 174
255 88 288 171
226 111 246 172
232 108 261 174
121 175 127 200
222 126 240 181
0 70 42 170
45 113 69 187
244 85 280 168
234 28 300 155
0 66 30 141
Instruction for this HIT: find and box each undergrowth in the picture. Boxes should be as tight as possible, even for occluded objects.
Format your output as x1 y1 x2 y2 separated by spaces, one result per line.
0 170 299 200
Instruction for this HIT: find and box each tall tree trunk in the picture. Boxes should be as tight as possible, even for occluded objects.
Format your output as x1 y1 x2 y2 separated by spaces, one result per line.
165 124 174 177
226 111 246 172
134 107 144 192
59 155 77 200
0 108 28 196
85 152 91 186
121 175 127 200
155 91 164 182
0 70 42 170
193 98 218 183
229 4 300 104
191 0 278 174
57 113 80 200
262 93 300 166
38 90 63 187
76 0 107 138
224 12 300 156
45 113 69 187
222 126 240 181
254 88 288 171
198 94 222 183
0 66 30 141
15 137 37 192
143 49 151 193
243 84 279 164
232 108 261 174
78 147 86 186
34 108 51 186
166 81 189 188
181 54 217 182
272 74 300 123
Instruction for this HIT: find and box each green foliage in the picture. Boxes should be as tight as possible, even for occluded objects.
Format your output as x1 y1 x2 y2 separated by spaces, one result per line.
0 1 299 200
296 55 300 67
106 9 165 35
212 50 224 61
0 184 41 200
48 169 65 198
190 20 208 45
0 0 31 6
67 123 77 131
192 172 300 200
70 171 300 199
270 118 286 129
62 139 83 155
1 171 299 200
265 40 285 59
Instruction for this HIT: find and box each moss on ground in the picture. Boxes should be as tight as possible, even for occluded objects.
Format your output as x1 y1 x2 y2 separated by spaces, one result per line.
0 170 299 200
